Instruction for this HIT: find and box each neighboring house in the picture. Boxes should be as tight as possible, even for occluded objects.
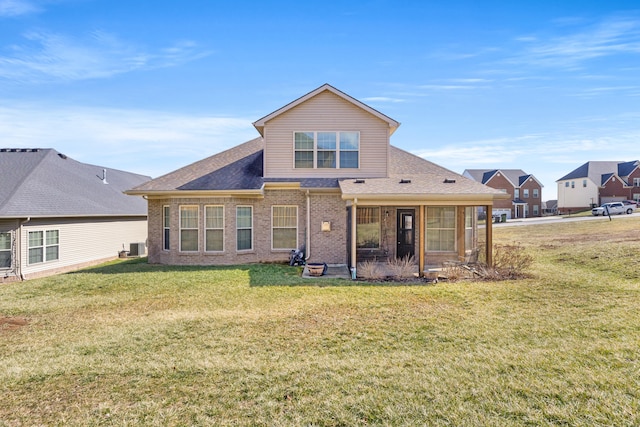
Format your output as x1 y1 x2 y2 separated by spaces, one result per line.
0 148 150 282
462 169 544 219
542 200 558 216
556 161 640 213
126 84 509 275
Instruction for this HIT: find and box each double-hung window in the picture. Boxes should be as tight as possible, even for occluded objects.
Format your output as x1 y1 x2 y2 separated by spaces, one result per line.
0 232 11 268
523 189 529 198
294 131 359 169
426 207 455 252
237 206 253 251
533 188 539 198
634 178 640 187
163 205 170 251
205 205 224 252
272 206 297 250
28 230 59 264
180 206 199 252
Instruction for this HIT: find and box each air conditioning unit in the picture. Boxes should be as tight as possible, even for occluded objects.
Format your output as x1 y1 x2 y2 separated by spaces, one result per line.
129 242 146 257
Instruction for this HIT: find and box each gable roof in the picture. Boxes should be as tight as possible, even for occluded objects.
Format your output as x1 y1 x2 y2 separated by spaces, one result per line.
252 84 400 137
0 148 150 218
618 160 639 178
464 169 542 188
557 161 623 183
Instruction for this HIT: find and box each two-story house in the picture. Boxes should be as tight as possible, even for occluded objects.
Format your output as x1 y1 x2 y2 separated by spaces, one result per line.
557 160 640 213
462 169 543 219
126 84 509 276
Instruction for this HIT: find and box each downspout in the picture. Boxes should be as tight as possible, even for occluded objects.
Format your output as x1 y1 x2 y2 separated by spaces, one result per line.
351 198 357 278
305 190 311 261
18 217 31 281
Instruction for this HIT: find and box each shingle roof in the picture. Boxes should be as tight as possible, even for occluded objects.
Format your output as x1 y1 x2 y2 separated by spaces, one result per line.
0 148 150 217
618 160 639 178
558 161 622 182
127 139 506 201
464 168 535 188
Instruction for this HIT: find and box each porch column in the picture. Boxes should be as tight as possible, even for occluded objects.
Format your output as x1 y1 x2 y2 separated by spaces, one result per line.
456 206 465 261
419 205 425 277
485 204 493 266
350 198 357 271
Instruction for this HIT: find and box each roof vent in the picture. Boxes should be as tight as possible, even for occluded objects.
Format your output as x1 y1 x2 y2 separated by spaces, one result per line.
58 153 67 159
354 179 365 184
399 179 411 184
443 179 456 184
102 169 108 184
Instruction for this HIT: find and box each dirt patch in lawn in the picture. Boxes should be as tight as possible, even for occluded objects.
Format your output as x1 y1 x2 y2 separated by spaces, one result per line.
0 316 28 332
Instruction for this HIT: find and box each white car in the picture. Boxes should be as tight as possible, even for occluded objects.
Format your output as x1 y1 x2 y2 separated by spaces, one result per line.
591 202 635 216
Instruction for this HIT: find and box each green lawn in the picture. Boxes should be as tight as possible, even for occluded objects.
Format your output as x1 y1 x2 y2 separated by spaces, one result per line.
1 217 639 426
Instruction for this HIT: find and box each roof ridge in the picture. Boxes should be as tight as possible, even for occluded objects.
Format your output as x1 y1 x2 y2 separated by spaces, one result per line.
0 149 52 211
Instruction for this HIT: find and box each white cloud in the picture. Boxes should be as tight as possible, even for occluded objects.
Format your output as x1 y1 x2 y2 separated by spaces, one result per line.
0 30 212 82
0 103 258 177
361 96 405 103
0 0 39 16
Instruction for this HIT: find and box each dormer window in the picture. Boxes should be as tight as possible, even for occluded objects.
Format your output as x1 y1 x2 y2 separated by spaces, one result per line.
294 131 359 169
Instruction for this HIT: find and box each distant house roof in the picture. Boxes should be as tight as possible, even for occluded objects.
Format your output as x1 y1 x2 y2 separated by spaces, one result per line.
464 169 542 188
0 148 150 218
252 84 400 137
618 160 639 178
557 161 624 183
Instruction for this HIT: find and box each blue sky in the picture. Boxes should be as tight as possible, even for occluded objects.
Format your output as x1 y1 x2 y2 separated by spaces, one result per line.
1 0 639 200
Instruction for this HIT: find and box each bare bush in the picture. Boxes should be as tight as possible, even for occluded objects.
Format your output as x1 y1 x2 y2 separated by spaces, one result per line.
357 260 385 280
386 255 416 279
441 262 465 282
490 243 533 279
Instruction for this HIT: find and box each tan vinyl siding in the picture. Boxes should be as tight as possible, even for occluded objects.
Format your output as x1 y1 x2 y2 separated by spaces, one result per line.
264 91 389 179
20 217 147 278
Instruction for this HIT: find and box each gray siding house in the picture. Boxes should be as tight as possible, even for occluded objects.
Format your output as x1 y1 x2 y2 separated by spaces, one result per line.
0 149 150 281
127 84 509 276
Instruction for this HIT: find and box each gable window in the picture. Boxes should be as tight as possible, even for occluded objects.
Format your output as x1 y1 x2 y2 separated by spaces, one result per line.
634 178 640 187
28 230 59 264
205 205 224 252
163 205 170 251
0 232 11 268
523 189 529 198
237 206 253 251
356 207 380 249
272 206 298 250
426 207 455 252
180 206 199 252
533 188 539 198
294 131 359 169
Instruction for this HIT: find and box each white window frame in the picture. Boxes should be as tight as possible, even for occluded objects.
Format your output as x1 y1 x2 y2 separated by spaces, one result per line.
634 178 640 187
293 131 360 169
533 205 539 216
533 188 539 198
514 189 520 199
523 189 529 198
272 206 298 250
27 229 59 265
0 231 12 269
179 205 199 252
236 206 253 252
163 205 170 251
205 205 225 252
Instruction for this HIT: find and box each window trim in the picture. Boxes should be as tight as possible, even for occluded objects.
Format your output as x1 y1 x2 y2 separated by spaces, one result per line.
0 231 12 269
533 188 539 198
425 207 456 252
293 131 360 169
27 229 59 265
523 189 529 198
163 205 170 251
179 205 199 253
236 205 253 252
271 205 298 251
205 205 225 253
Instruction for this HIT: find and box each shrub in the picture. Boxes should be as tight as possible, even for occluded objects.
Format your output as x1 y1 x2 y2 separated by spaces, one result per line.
490 243 533 279
357 260 385 280
386 255 416 279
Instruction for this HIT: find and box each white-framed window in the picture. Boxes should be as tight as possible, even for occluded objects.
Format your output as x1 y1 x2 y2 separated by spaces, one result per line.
356 207 380 249
205 205 224 252
0 232 11 269
565 182 569 188
583 179 587 188
571 181 575 188
28 230 59 264
634 194 640 203
293 131 359 169
523 189 529 198
514 189 520 199
272 206 298 250
533 205 539 215
634 178 640 187
533 188 539 198
163 205 170 251
179 205 199 252
525 205 530 216
236 206 253 251
426 207 455 252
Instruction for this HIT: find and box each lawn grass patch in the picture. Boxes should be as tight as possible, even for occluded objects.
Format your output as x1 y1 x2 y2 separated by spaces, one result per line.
1 218 639 425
